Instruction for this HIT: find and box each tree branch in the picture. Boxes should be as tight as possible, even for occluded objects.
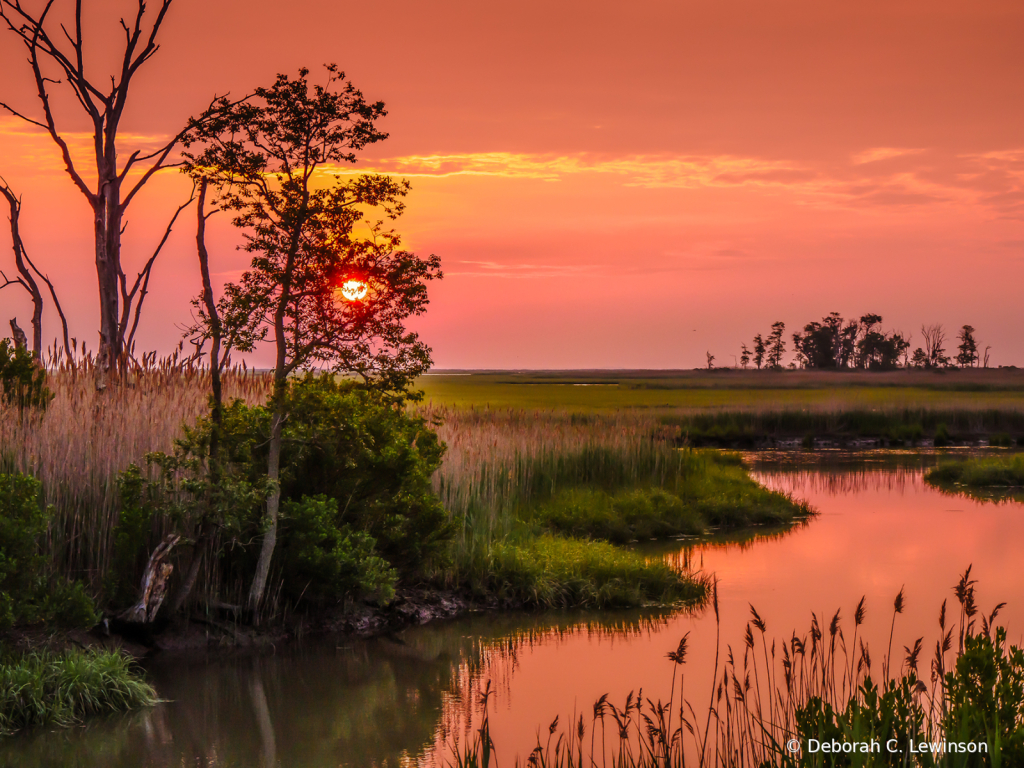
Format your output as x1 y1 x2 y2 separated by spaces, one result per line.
123 191 196 349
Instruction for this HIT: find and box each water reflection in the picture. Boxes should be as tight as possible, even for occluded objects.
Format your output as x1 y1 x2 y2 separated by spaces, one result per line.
3 453 1023 767
0 611 680 768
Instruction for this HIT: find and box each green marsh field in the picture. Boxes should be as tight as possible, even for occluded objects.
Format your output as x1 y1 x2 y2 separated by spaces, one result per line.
416 368 1024 412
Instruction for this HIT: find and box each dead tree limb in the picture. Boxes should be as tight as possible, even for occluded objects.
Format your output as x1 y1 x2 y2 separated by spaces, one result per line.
120 533 180 624
0 178 44 357
0 0 230 373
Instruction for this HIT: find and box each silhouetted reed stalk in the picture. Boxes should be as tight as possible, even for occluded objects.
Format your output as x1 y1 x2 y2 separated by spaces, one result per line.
441 567 1010 767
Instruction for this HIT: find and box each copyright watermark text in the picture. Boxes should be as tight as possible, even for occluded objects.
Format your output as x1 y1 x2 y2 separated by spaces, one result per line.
785 738 989 755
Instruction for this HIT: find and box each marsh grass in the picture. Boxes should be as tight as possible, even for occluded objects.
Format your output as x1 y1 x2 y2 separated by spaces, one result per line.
664 408 1024 447
482 534 707 609
3 367 792 612
527 457 811 544
926 454 1024 488
0 357 271 588
426 406 807 605
445 569 1018 767
0 648 158 735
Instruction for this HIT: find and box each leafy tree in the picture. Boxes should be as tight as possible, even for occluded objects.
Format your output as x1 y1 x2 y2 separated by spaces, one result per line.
752 334 765 370
956 325 979 368
792 320 837 369
182 66 442 613
766 321 787 369
739 343 750 369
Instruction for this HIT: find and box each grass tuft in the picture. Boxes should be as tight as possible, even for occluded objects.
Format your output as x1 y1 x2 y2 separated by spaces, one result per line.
481 534 707 609
926 453 1024 489
0 648 158 735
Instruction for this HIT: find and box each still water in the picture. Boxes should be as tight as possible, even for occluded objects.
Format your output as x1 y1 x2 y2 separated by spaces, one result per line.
3 451 1023 767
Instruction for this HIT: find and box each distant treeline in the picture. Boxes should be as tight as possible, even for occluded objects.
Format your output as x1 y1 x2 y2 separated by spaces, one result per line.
730 313 990 371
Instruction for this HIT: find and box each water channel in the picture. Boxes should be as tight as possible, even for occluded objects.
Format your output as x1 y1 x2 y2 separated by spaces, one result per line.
3 451 1022 767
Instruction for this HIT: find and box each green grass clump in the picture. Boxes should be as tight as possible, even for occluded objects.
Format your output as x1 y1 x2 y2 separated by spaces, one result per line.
672 450 813 528
525 450 810 544
0 648 157 735
481 534 706 609
926 454 1024 488
530 487 705 544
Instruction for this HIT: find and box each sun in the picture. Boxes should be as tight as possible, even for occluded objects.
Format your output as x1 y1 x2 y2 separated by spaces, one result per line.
339 279 369 301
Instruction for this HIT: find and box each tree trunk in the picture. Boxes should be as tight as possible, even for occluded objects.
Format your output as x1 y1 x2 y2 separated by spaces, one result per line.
247 394 285 619
246 208 300 618
121 534 180 624
9 319 28 350
169 180 222 614
94 173 122 381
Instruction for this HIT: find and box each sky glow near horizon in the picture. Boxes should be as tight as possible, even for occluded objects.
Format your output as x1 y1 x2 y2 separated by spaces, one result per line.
0 0 1021 368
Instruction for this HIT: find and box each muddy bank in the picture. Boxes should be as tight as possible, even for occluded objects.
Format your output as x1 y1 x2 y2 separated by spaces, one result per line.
2 588 478 661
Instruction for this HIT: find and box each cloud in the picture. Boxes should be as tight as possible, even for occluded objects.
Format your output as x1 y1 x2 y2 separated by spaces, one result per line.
329 148 1024 215
327 152 815 191
0 117 179 177
447 259 599 278
850 147 927 165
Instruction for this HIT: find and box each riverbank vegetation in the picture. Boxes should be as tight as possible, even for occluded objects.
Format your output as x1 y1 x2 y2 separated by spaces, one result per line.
445 570 1022 767
0 649 156 735
925 455 1024 505
2 359 745 633
425 406 809 605
665 408 1024 448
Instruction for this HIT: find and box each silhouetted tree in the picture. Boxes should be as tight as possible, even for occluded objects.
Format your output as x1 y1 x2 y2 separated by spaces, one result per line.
853 314 908 370
752 334 765 370
739 343 750 369
705 351 715 370
917 324 950 368
0 179 43 357
766 321 786 369
956 325 979 368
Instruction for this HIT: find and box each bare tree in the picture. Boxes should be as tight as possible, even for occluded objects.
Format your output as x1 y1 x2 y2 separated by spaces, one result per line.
0 177 70 358
920 324 949 368
0 0 223 375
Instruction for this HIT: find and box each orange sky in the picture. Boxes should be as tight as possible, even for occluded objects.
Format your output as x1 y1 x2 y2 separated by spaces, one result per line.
1 0 1022 368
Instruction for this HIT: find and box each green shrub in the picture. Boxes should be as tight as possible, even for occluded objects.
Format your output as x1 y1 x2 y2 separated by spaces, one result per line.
944 628 1024 762
935 422 952 446
0 473 49 630
990 432 1014 448
279 495 397 603
110 374 452 612
0 473 98 630
796 678 927 766
281 375 454 577
0 339 51 411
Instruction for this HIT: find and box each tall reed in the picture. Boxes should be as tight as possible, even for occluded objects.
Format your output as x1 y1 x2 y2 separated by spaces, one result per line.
423 406 678 554
0 355 271 586
442 569 1016 767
